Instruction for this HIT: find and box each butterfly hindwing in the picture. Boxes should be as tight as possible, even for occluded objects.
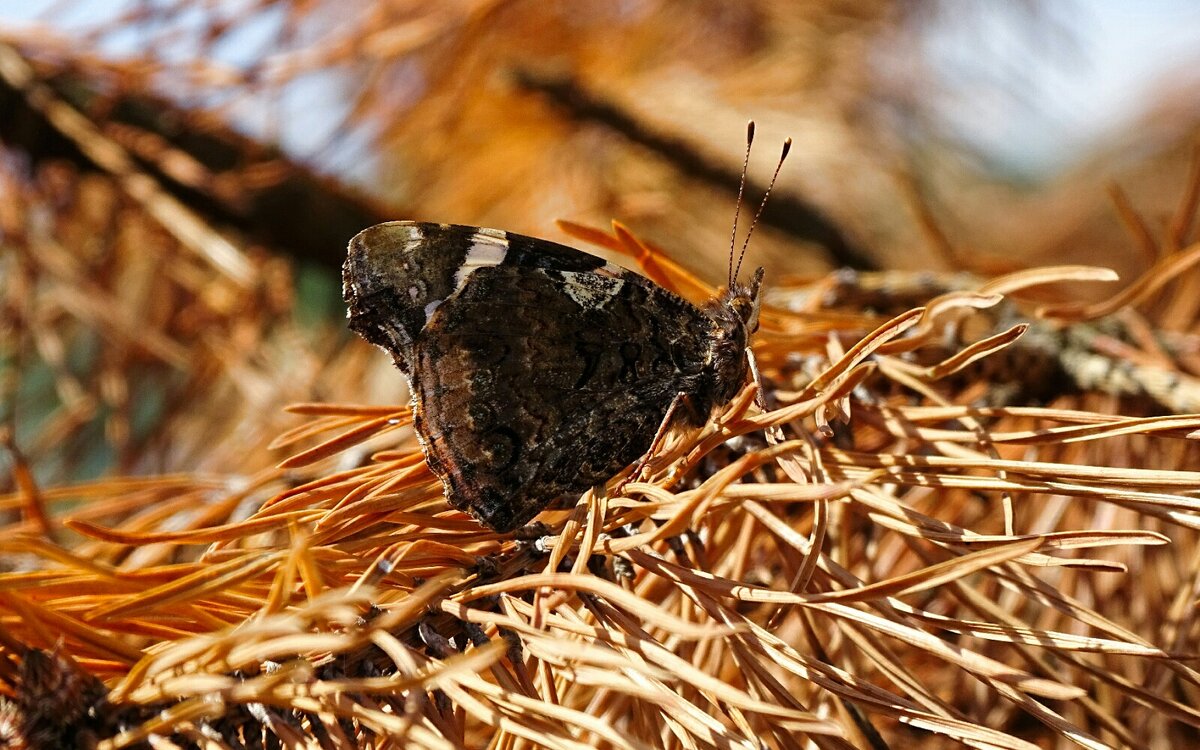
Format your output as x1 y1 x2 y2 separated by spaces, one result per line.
411 262 717 530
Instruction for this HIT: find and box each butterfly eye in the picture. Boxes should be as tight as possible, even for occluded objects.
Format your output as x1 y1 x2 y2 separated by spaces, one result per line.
729 297 752 322
728 294 762 334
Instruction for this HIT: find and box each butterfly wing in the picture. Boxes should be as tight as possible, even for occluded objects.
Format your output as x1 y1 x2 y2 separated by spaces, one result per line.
344 222 722 531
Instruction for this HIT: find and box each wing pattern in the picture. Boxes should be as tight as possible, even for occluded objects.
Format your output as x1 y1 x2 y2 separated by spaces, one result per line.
344 221 749 531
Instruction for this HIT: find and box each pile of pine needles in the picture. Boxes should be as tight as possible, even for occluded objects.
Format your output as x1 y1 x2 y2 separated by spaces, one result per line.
6 203 1200 746
4 4 1200 748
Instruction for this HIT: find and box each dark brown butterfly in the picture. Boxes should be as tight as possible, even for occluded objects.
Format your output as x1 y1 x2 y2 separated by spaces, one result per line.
342 124 787 531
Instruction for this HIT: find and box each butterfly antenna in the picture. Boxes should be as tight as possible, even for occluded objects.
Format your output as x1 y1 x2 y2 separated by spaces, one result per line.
728 121 755 287
733 136 792 285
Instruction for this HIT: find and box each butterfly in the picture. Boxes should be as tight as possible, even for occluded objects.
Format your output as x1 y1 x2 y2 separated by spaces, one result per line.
342 125 788 532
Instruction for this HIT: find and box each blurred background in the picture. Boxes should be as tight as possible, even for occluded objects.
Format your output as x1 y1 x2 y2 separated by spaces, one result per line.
2 0 1200 484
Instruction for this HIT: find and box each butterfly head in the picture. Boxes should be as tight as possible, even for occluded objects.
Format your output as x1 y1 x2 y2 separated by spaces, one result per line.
698 265 764 412
709 263 762 353
724 265 765 335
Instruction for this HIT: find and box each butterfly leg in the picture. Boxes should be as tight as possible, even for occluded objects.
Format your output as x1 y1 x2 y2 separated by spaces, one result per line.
745 347 767 410
746 347 786 445
614 391 689 498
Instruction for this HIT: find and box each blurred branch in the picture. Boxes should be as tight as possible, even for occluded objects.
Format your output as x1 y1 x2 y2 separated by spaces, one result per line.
0 40 396 273
512 67 877 271
0 41 256 285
